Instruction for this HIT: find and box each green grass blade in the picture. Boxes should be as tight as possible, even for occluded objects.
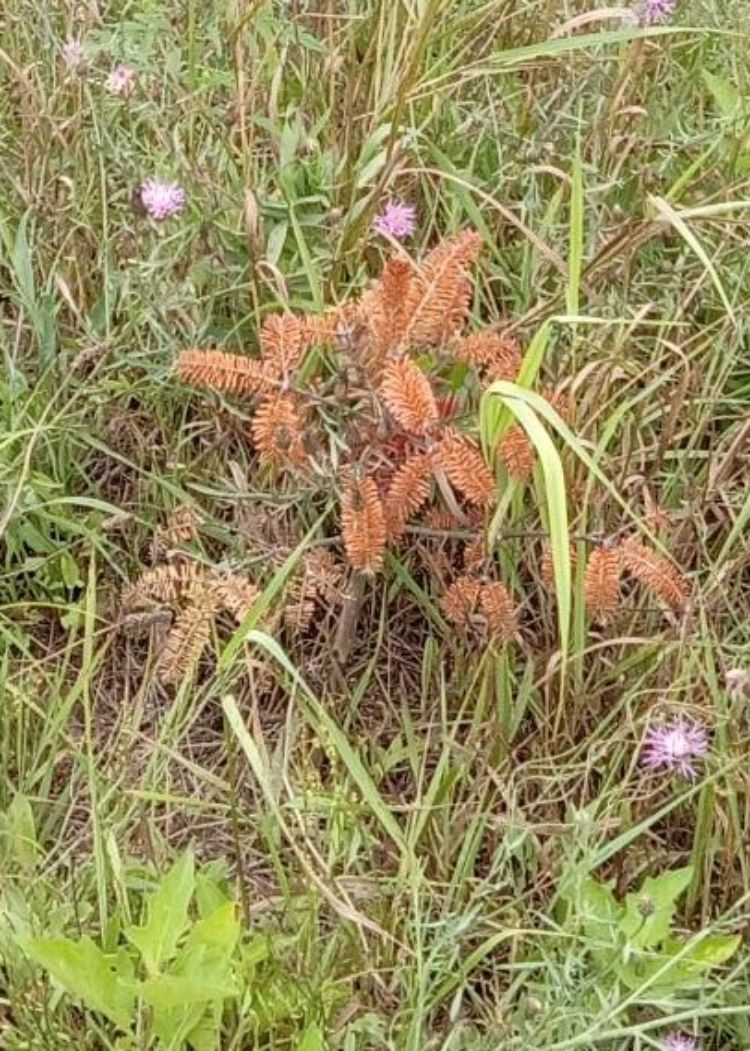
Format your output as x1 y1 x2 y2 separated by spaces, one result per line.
481 384 571 677
649 194 736 322
223 632 411 861
566 135 584 316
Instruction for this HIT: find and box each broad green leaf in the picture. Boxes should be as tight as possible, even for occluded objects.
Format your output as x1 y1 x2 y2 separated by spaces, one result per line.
195 869 230 919
18 520 53 554
618 934 741 995
141 972 237 1009
156 906 240 1037
59 550 82 588
288 204 323 309
19 935 134 1026
266 222 288 266
620 866 693 949
124 850 195 974
701 70 742 119
644 866 694 908
616 953 684 994
677 933 741 971
576 877 620 948
152 1000 207 1048
298 1022 326 1051
184 902 240 955
185 1005 222 1051
242 934 271 970
7 793 39 874
11 212 35 303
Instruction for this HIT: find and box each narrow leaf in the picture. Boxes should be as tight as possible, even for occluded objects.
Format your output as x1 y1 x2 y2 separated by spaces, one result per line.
223 642 410 857
482 383 571 668
649 195 736 322
566 138 584 315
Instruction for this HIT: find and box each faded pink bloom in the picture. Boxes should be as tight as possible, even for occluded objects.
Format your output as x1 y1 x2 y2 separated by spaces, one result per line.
639 0 677 23
373 200 417 240
62 39 84 69
105 64 135 97
642 717 708 779
139 180 186 220
726 667 750 699
661 1034 699 1051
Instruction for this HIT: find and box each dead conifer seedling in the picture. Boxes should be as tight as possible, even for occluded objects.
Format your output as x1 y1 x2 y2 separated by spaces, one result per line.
341 476 387 575
121 517 265 683
176 230 492 592
479 581 518 641
440 575 482 629
171 227 687 657
619 536 689 612
157 583 220 686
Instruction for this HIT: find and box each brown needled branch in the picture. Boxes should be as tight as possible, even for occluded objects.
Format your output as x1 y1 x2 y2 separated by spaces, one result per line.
176 349 271 396
584 545 622 623
340 476 387 574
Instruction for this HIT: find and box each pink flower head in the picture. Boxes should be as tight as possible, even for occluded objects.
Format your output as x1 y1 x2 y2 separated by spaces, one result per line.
639 0 677 23
642 717 708 778
373 200 417 240
105 64 135 97
63 39 84 69
139 180 186 220
661 1034 699 1051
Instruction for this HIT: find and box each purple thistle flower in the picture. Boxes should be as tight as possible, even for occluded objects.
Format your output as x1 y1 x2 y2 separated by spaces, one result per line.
62 39 84 69
639 0 677 24
139 180 186 221
642 717 708 779
661 1033 700 1051
373 200 417 240
105 64 136 97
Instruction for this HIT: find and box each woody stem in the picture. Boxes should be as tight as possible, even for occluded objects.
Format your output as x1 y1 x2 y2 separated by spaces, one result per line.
334 570 367 663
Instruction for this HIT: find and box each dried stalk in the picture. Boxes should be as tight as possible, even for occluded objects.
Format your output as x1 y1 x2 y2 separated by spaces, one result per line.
334 570 368 662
